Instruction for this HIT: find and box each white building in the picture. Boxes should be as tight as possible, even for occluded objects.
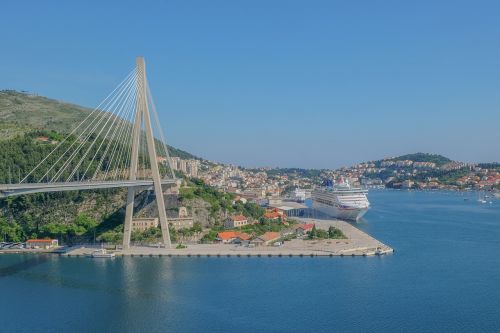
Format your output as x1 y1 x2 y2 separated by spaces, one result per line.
224 215 250 229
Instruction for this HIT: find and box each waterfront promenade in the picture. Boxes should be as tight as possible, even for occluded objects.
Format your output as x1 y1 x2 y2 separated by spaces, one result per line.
0 218 393 257
62 218 393 257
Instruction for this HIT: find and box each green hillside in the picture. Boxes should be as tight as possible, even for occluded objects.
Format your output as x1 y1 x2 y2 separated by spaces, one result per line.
0 90 201 243
0 90 196 160
374 152 452 167
393 153 451 166
0 90 91 139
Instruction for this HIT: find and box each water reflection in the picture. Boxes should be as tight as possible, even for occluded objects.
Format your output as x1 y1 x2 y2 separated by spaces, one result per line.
0 255 49 277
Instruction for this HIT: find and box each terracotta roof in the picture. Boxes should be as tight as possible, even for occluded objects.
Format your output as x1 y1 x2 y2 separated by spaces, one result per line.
235 232 251 241
230 215 248 222
257 232 280 242
264 211 281 219
217 231 238 240
217 231 250 241
26 239 55 243
296 223 314 231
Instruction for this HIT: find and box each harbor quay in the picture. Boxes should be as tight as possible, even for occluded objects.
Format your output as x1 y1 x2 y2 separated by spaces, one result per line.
58 218 393 258
0 218 393 258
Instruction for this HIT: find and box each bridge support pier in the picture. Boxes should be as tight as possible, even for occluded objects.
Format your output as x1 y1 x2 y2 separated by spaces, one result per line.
122 186 136 249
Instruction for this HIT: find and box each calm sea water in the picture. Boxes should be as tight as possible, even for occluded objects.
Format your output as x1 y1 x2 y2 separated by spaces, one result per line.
1 190 500 332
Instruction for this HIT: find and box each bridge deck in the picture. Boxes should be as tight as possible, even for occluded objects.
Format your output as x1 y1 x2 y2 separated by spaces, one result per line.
0 179 178 197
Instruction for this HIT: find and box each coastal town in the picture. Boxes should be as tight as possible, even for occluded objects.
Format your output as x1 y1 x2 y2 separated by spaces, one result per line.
2 149 499 257
175 153 500 204
31 137 500 195
0 101 498 258
1 147 393 257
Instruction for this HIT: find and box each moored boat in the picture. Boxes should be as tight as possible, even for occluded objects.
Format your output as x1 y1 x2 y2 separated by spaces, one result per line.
89 248 115 258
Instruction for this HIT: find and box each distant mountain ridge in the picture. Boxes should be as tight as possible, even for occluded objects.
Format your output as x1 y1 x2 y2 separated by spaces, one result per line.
0 90 196 160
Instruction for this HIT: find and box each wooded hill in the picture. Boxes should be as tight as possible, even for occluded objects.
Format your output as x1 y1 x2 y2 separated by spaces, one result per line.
0 90 198 243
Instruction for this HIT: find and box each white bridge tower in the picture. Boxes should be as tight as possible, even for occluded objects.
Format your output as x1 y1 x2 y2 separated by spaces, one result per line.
122 57 171 249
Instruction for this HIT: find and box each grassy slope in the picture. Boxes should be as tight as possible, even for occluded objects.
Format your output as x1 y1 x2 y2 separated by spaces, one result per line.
0 90 196 159
0 90 90 138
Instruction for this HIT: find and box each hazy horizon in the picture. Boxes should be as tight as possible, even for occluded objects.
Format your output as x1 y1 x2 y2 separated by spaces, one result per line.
2 1 500 169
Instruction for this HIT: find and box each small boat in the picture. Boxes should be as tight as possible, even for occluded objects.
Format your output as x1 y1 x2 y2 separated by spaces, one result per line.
89 248 115 258
478 198 487 204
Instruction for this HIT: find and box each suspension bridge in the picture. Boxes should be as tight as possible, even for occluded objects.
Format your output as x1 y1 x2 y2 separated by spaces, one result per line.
0 57 177 248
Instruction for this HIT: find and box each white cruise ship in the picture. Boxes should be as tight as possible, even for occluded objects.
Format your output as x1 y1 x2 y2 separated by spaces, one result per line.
311 178 370 221
294 188 308 202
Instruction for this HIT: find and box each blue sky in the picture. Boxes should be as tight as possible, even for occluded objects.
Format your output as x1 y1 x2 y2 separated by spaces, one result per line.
2 0 500 168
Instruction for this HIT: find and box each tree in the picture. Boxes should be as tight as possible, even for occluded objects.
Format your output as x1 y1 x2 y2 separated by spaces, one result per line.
178 228 194 240
97 230 122 244
41 222 67 239
316 229 329 239
74 213 98 230
328 226 346 239
67 223 86 237
75 213 98 242
308 225 318 239
131 230 145 242
143 227 162 241
191 222 202 233
200 229 218 243
0 217 24 242
169 224 178 242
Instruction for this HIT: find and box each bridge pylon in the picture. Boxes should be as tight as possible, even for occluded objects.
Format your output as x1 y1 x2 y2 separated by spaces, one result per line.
122 57 171 249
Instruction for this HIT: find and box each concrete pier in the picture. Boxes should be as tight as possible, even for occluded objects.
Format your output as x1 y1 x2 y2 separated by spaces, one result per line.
62 218 393 258
0 218 393 258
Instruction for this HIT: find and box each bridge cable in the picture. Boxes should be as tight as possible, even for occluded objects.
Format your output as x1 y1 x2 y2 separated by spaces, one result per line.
92 88 136 180
43 69 137 182
21 68 136 183
109 93 137 181
62 72 138 182
100 86 137 180
81 76 138 180
46 70 138 182
147 82 176 180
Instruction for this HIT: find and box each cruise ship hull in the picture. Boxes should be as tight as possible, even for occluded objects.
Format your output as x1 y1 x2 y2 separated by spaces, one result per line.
312 200 368 221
